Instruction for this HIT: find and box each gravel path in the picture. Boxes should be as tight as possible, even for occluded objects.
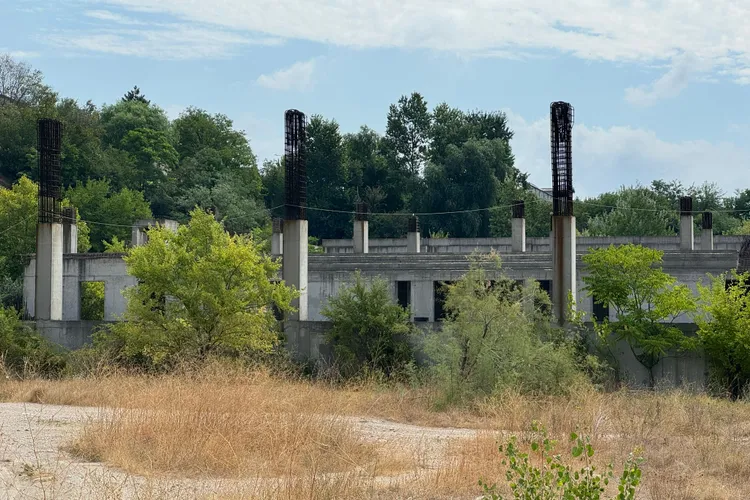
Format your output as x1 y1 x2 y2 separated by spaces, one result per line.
0 403 481 499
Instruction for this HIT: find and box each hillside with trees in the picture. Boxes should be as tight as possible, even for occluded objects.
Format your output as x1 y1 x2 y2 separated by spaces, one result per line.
1 52 749 292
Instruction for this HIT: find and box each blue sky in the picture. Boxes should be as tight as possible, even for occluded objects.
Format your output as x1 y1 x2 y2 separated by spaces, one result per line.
2 0 750 198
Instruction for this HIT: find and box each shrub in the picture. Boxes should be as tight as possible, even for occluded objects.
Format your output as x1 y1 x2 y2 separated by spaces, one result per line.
694 272 750 399
582 244 696 387
0 306 67 377
480 421 644 500
95 209 296 370
425 254 585 405
321 271 414 379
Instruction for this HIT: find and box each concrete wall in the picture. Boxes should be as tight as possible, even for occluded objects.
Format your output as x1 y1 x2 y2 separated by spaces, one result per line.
32 320 113 350
322 235 747 254
305 251 738 324
25 253 136 321
283 320 707 389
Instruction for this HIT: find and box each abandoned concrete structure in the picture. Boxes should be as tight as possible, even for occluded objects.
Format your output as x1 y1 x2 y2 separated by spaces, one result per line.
21 107 749 387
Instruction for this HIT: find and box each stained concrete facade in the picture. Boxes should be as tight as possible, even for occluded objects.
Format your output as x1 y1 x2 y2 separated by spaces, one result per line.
24 253 136 321
22 227 744 388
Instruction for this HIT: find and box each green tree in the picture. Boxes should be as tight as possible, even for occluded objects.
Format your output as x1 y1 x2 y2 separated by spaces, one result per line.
0 54 50 105
122 86 149 104
0 96 39 179
306 115 351 239
96 209 296 369
0 306 66 376
172 107 255 171
102 236 127 253
421 139 514 237
0 177 89 281
56 98 106 187
695 273 750 399
384 92 431 177
490 176 552 238
429 103 513 166
321 272 414 378
260 158 284 211
80 281 105 320
425 255 583 404
582 244 696 387
65 179 152 252
587 186 676 236
99 99 170 148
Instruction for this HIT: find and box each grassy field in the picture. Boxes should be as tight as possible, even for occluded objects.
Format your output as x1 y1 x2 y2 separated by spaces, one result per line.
1 365 750 499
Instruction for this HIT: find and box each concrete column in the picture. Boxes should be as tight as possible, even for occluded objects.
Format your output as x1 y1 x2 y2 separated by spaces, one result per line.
62 207 78 254
411 279 434 322
35 222 63 320
131 220 150 247
511 200 526 253
283 219 308 321
679 196 694 251
701 211 714 251
353 202 369 254
271 218 284 256
132 219 179 247
407 216 421 253
551 215 576 325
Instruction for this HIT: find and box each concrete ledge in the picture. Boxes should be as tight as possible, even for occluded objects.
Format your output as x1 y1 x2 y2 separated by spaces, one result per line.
30 320 113 350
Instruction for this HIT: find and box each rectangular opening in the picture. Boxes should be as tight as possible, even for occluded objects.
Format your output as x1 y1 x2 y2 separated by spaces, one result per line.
80 281 105 320
537 280 552 315
397 281 411 311
592 297 609 322
538 280 552 299
434 281 453 322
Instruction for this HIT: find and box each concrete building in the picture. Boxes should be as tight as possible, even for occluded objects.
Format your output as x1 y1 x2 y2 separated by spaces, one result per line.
21 106 749 388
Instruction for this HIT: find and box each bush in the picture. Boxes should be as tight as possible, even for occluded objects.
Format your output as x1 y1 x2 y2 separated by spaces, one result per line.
695 272 750 399
0 307 67 377
321 271 415 379
425 255 586 405
582 244 696 387
95 209 296 371
480 421 644 500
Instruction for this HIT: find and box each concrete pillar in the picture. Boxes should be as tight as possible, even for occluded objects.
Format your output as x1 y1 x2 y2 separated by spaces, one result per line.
132 220 150 247
132 219 179 247
552 215 576 325
35 222 63 320
407 216 421 253
271 218 284 256
353 202 369 254
283 219 308 321
701 211 714 251
62 207 78 254
511 200 526 253
679 196 694 251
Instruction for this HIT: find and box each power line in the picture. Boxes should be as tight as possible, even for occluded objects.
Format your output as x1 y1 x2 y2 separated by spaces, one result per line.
0 213 37 236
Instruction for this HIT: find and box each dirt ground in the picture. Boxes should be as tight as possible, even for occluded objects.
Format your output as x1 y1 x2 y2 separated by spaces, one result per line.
0 403 481 499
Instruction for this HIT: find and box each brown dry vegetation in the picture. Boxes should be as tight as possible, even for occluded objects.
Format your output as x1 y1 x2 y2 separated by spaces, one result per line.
2 365 750 499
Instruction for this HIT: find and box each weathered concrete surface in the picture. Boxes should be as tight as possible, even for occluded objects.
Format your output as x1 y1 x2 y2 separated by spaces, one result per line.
34 223 63 321
283 219 308 321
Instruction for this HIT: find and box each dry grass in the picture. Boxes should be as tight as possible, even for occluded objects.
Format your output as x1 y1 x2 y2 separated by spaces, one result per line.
3 366 750 498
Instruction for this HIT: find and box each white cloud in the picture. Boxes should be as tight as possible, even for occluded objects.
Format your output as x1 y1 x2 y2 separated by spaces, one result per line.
3 50 39 59
84 9 143 25
256 59 317 91
625 54 704 107
505 110 750 198
92 0 750 81
45 26 281 60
